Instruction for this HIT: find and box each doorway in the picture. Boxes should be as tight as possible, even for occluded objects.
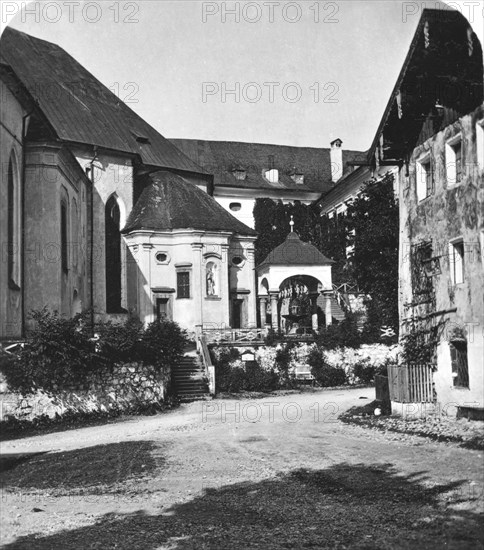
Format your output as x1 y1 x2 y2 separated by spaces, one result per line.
232 299 243 329
156 298 170 321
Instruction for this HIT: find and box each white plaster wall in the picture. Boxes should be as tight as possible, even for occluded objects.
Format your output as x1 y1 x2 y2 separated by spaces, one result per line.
214 196 256 229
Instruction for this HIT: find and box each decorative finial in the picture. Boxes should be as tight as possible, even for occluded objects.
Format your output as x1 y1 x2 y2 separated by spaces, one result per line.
289 215 294 233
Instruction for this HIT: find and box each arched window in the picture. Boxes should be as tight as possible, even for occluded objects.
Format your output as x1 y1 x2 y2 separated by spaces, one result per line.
105 195 122 312
7 152 21 289
60 199 69 274
71 199 79 268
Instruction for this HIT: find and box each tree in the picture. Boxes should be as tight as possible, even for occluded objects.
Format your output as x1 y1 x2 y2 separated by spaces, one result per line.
346 173 399 336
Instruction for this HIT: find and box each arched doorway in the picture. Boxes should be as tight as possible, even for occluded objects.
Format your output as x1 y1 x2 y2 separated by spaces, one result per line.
278 275 323 334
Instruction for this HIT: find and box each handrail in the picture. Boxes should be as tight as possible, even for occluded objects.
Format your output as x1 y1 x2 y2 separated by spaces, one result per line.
197 335 215 395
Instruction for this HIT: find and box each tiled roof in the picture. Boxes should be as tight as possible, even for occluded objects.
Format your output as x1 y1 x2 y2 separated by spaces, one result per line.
170 139 365 193
0 28 207 175
257 232 333 269
123 171 257 236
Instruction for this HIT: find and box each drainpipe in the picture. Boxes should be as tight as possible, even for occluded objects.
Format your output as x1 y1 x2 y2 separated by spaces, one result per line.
20 108 34 338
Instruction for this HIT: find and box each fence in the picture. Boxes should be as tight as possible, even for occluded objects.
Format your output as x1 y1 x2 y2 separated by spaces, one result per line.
387 364 434 403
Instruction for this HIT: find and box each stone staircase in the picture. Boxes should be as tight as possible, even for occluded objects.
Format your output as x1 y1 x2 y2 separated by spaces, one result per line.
172 355 210 402
329 295 346 323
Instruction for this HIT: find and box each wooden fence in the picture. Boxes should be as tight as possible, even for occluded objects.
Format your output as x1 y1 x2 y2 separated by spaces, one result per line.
387 364 434 403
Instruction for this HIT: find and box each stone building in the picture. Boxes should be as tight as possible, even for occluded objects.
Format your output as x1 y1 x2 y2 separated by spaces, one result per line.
358 8 483 410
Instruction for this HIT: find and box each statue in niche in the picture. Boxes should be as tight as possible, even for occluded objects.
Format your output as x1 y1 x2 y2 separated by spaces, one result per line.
207 264 216 296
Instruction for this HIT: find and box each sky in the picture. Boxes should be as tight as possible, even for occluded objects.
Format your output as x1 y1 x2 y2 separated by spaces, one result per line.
2 0 482 152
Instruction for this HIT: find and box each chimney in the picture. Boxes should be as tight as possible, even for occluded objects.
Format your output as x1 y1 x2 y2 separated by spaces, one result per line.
330 138 343 183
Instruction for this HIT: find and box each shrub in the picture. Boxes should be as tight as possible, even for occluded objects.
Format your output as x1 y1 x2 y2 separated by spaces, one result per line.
245 362 278 392
4 310 97 394
0 310 188 395
211 347 241 393
352 359 375 384
139 319 188 371
308 347 346 387
316 314 361 349
96 316 144 365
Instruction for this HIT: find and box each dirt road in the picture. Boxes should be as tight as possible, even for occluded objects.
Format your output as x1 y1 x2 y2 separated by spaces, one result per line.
1 387 483 549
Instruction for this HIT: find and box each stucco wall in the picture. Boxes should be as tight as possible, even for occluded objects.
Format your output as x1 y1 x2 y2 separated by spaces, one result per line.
0 81 25 340
74 149 134 318
125 230 257 331
400 104 484 410
23 143 89 329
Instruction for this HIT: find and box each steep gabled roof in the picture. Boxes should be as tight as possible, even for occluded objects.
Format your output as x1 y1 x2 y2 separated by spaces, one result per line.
123 171 257 236
257 232 333 269
0 27 207 175
170 139 365 193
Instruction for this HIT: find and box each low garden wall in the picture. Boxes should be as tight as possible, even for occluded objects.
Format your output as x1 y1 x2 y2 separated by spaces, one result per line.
1 362 170 422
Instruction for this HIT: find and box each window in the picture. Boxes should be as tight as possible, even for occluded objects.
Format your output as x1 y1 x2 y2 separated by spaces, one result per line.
177 271 190 299
445 135 463 185
450 340 469 388
448 241 464 285
229 202 242 212
7 152 21 289
61 200 68 274
291 173 304 185
265 169 279 183
105 195 122 312
155 252 169 264
71 199 78 268
416 154 433 201
232 170 246 181
232 256 244 266
476 120 484 173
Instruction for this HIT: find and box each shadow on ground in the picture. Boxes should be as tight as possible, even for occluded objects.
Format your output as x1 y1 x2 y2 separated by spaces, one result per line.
3 462 483 549
0 440 164 496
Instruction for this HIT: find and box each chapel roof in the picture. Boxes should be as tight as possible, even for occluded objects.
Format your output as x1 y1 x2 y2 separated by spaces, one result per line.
123 171 257 236
257 232 334 269
0 27 207 176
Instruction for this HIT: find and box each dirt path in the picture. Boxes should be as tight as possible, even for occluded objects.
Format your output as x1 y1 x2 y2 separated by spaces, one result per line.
1 387 483 549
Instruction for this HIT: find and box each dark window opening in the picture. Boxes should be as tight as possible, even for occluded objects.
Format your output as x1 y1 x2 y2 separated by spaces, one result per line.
453 142 462 182
177 271 190 299
156 252 168 263
232 256 243 266
61 201 68 274
450 340 469 388
105 196 122 312
230 202 242 212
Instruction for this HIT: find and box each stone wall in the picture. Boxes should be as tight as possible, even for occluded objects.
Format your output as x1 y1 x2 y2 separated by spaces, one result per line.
0 362 170 422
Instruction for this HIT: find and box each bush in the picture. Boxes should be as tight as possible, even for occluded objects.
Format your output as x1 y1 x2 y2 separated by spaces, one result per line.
316 314 361 349
139 319 188 371
0 310 188 395
352 359 375 384
96 317 144 365
245 362 278 392
308 347 346 387
3 310 96 394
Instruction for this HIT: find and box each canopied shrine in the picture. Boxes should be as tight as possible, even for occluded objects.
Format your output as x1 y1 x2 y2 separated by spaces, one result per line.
256 218 335 333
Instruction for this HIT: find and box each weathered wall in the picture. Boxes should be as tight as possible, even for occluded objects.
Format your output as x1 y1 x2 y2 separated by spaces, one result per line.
1 362 169 422
400 104 484 410
0 81 25 340
74 149 134 320
23 144 89 328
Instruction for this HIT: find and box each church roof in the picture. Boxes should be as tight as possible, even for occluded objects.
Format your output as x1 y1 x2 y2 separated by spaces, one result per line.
0 28 207 176
257 232 334 269
123 171 257 236
170 139 366 193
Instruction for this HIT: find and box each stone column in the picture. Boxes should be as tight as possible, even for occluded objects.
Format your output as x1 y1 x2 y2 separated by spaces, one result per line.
259 296 267 328
309 292 319 332
270 292 279 331
325 294 333 326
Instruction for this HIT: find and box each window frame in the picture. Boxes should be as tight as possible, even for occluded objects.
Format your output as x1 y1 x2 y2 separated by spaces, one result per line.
416 153 434 201
448 239 464 286
7 152 21 290
445 133 463 187
60 199 69 275
176 270 191 299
